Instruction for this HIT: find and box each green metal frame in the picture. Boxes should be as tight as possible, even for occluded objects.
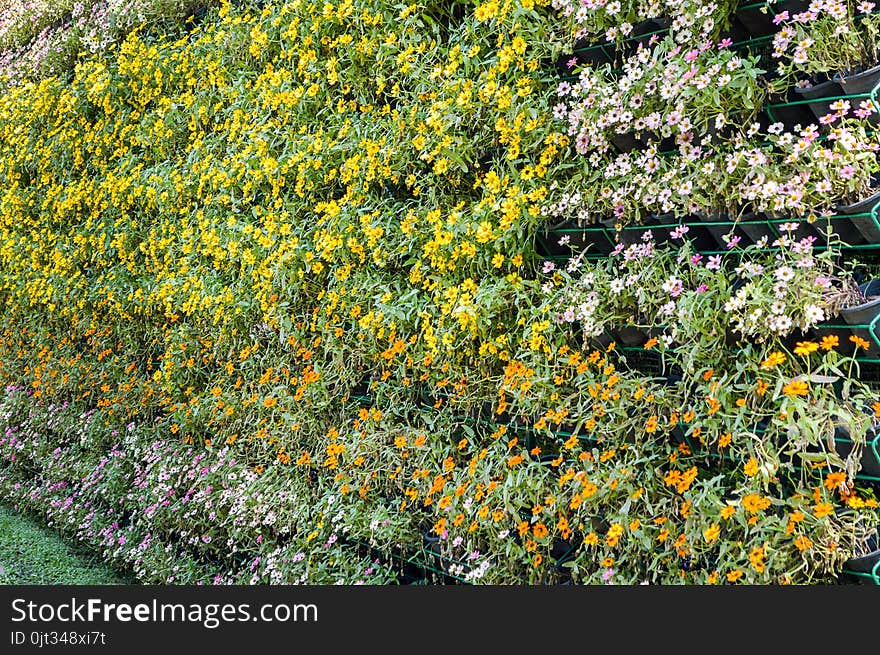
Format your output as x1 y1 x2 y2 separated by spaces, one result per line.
841 558 880 584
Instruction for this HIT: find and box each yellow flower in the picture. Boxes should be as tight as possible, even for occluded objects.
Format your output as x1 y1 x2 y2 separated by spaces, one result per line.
703 523 720 543
761 351 786 368
793 341 819 356
742 494 771 514
850 335 872 350
823 471 847 491
782 380 809 397
819 334 839 351
794 535 813 551
744 457 759 476
749 546 765 573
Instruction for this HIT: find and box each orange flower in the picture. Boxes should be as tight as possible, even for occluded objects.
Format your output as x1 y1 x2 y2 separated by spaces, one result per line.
761 351 786 368
819 334 839 351
744 457 759 476
793 341 819 356
813 502 834 518
782 380 809 397
742 493 771 514
703 523 720 543
850 335 872 350
823 471 847 491
794 535 813 551
643 337 658 349
749 546 765 573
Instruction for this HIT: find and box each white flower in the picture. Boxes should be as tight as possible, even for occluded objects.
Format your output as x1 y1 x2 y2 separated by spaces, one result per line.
773 315 793 333
774 266 795 283
804 304 825 324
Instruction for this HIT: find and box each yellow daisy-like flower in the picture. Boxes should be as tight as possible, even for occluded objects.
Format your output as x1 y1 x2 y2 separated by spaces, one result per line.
782 380 809 397
760 351 786 368
819 334 839 351
793 341 819 356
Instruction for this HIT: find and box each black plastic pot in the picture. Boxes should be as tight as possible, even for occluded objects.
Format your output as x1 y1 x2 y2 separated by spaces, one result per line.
612 324 649 347
833 63 880 96
838 278 880 356
793 79 843 122
540 217 616 257
736 211 776 246
834 426 880 479
734 4 776 39
775 0 811 15
569 38 613 68
841 528 880 584
620 18 669 58
422 531 442 558
693 211 734 249
769 86 819 132
835 189 880 244
609 130 645 154
834 63 880 127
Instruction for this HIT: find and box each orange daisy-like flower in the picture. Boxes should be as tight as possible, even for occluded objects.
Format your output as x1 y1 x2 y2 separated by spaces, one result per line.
793 341 819 356
819 334 839 351
850 334 872 350
782 380 809 397
794 535 813 551
761 351 786 368
812 502 834 518
823 471 847 491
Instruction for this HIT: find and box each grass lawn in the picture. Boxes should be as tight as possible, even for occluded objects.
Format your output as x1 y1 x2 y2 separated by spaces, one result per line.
0 504 132 584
